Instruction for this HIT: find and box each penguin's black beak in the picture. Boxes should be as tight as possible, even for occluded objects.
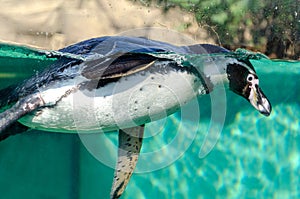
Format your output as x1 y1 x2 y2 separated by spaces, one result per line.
248 84 272 116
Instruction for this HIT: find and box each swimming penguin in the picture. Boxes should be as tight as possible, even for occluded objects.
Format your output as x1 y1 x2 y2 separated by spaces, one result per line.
0 36 271 199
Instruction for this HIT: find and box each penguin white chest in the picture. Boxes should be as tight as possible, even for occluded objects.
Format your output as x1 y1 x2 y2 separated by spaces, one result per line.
19 69 202 133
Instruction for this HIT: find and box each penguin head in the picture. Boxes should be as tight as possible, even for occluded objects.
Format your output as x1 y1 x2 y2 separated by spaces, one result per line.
226 59 272 116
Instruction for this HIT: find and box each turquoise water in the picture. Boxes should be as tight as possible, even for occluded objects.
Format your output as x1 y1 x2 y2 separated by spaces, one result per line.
0 46 299 199
119 59 300 199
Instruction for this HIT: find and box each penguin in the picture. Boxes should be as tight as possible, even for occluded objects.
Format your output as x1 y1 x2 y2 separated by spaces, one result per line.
0 36 271 199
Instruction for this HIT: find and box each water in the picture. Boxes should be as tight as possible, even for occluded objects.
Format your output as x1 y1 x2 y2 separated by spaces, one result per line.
123 58 300 199
0 44 299 199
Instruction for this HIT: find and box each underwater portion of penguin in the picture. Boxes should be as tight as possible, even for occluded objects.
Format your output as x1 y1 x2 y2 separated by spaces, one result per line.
0 36 271 199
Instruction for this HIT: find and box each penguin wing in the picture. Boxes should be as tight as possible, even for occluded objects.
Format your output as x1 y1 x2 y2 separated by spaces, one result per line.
59 36 178 81
77 37 232 82
55 37 232 82
81 52 171 80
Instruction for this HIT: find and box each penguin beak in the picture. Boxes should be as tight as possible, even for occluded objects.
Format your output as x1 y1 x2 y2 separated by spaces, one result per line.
248 84 272 116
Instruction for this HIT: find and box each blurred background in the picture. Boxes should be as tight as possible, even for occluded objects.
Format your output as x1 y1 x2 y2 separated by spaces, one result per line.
0 0 299 59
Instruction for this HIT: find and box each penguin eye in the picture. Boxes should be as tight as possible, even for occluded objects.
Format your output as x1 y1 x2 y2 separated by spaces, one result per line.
247 74 254 82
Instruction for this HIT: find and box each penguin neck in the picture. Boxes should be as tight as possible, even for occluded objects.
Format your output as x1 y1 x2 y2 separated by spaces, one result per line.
209 73 229 87
200 55 234 91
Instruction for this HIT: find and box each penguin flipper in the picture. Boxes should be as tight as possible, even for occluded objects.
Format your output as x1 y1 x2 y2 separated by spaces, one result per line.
110 125 144 199
0 93 44 140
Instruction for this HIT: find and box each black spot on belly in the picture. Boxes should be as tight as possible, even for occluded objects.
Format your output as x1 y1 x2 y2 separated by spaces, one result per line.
158 85 162 88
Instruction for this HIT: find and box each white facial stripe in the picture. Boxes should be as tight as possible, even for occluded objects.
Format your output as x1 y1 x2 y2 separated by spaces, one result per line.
253 78 259 85
226 58 255 74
